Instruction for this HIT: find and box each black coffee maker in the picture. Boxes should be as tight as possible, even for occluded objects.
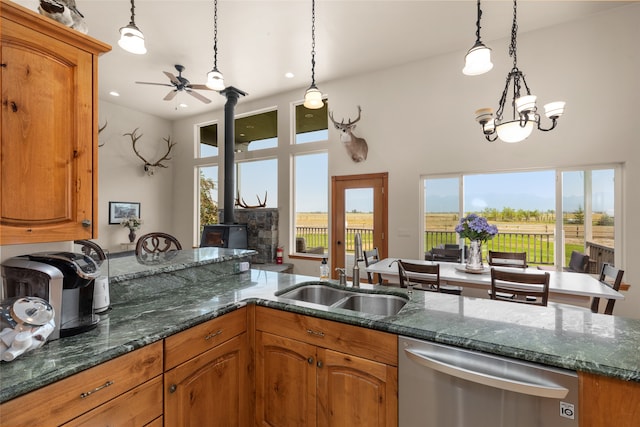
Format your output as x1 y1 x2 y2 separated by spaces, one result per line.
1 252 101 340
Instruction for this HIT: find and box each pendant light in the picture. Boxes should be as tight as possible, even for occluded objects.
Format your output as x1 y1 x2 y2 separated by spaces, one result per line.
118 0 147 55
475 0 565 143
303 0 323 109
462 0 493 75
206 0 225 91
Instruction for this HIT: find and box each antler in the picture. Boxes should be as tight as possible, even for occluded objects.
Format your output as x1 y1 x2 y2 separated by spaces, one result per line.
98 121 108 147
124 128 177 169
235 191 268 208
347 105 362 126
329 106 362 128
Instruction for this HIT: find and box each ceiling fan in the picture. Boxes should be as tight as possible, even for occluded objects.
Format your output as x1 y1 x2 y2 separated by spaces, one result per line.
136 64 213 104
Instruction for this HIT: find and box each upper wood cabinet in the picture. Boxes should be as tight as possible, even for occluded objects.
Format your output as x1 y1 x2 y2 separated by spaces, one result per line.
0 0 110 245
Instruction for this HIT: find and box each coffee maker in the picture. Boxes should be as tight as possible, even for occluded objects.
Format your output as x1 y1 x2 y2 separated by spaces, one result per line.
1 252 101 340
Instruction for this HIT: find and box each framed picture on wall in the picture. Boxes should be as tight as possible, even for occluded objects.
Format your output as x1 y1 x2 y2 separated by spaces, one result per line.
109 202 141 224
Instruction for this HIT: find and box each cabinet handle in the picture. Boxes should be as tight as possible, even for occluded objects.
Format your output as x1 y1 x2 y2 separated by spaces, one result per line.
80 380 114 398
306 329 325 337
205 329 222 340
307 357 314 365
317 360 323 368
169 384 177 394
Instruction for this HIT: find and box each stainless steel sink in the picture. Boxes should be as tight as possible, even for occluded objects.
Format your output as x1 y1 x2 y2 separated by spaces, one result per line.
278 284 353 305
334 294 408 316
276 283 408 316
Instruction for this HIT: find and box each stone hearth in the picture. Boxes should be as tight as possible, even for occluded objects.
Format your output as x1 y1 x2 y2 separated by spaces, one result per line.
219 208 278 264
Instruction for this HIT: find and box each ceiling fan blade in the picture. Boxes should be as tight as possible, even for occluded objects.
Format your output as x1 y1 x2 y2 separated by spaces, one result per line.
163 71 180 85
186 89 212 104
163 90 178 101
189 84 213 91
136 81 174 87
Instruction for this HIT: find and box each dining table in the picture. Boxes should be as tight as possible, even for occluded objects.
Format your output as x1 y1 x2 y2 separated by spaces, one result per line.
365 258 625 307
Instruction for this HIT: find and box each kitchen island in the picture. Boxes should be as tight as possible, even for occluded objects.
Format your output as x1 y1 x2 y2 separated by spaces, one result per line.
1 248 638 424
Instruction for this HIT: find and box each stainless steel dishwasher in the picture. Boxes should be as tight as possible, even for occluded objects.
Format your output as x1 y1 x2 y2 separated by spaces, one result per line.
399 336 579 427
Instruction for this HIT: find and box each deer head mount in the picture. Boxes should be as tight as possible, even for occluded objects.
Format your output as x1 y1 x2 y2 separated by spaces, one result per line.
329 105 368 163
124 128 177 176
235 191 268 209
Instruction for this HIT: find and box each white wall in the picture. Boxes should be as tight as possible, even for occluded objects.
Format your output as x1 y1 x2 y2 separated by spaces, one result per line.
2 4 637 318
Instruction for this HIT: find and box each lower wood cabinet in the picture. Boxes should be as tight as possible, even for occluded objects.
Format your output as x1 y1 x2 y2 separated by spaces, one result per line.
579 371 640 427
163 308 250 427
255 306 398 427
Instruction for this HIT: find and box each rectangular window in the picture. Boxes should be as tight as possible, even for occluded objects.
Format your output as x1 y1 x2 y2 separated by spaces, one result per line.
198 123 218 158
421 167 620 271
293 152 328 255
235 110 278 151
295 101 328 144
235 159 277 208
198 166 218 234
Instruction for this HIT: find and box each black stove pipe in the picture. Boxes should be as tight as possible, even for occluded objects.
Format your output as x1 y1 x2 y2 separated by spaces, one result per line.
220 86 247 225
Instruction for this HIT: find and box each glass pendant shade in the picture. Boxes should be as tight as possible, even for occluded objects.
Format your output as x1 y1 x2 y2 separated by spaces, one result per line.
303 85 323 109
515 95 537 113
206 68 225 91
463 42 493 76
118 25 146 54
496 120 534 143
544 101 566 119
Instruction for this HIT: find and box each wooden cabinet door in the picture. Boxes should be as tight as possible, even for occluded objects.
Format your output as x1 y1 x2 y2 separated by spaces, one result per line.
0 2 109 244
256 331 317 427
164 333 250 427
579 372 640 427
317 348 398 427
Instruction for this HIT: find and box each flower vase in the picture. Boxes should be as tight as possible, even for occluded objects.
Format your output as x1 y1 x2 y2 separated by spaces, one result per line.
128 229 136 243
466 240 483 271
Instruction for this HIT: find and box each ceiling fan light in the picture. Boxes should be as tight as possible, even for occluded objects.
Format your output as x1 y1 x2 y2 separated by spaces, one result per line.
463 43 493 76
303 85 323 109
118 25 147 55
496 120 534 143
206 68 225 91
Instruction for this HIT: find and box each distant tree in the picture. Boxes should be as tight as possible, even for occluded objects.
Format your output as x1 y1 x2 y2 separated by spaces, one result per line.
502 207 516 221
200 171 218 228
597 213 614 226
574 205 585 224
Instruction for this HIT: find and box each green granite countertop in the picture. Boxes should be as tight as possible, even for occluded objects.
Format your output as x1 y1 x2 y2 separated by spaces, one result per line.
1 248 639 403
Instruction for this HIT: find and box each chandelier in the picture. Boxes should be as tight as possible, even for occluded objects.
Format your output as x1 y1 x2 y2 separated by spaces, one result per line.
118 0 147 55
303 0 324 109
474 0 565 143
206 0 225 91
462 0 493 76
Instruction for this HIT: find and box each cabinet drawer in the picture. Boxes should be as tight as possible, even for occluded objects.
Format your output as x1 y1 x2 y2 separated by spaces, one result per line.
61 376 163 427
0 341 163 427
256 307 397 366
164 307 246 370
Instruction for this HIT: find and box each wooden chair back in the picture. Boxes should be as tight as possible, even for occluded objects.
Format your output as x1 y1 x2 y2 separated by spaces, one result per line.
488 251 528 268
566 251 590 273
363 248 383 285
397 260 440 292
74 240 107 263
135 232 182 256
429 248 463 263
490 268 550 306
591 263 624 315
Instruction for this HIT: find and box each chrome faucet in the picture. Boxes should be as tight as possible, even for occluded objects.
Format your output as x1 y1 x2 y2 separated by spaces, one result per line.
352 233 364 288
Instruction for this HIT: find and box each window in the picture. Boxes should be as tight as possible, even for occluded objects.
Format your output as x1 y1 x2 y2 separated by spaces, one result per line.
421 166 620 270
198 123 218 158
295 101 328 144
293 152 328 255
198 166 218 231
236 159 277 208
235 110 278 151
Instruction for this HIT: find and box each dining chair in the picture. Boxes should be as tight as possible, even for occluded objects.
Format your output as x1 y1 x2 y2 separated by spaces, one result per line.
135 232 182 256
490 268 550 306
429 247 463 263
363 248 383 285
397 260 462 295
74 240 107 262
564 251 590 273
590 263 625 315
488 251 528 268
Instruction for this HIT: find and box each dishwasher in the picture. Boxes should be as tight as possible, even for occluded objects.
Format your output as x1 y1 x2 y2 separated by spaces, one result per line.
399 336 579 427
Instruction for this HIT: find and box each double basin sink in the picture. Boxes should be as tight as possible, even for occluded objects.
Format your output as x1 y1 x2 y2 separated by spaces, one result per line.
276 282 408 316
